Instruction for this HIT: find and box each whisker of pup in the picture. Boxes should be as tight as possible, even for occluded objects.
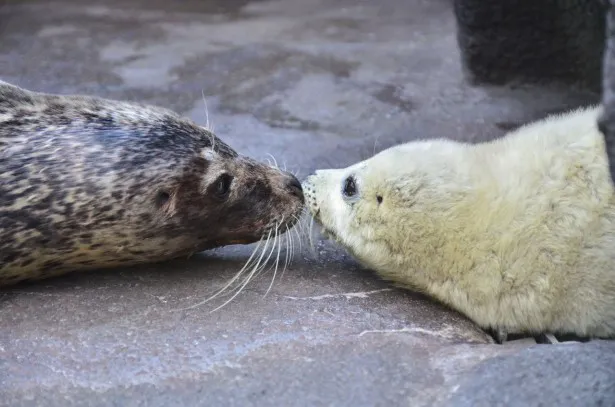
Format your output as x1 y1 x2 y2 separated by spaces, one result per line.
308 213 316 251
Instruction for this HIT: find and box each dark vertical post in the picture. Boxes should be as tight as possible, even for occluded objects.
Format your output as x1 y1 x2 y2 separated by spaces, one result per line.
599 0 615 185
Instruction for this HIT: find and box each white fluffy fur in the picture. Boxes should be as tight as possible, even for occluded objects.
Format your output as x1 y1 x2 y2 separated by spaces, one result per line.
303 106 615 338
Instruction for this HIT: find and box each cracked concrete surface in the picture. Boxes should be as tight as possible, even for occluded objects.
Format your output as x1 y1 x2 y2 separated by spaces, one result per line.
1 0 614 406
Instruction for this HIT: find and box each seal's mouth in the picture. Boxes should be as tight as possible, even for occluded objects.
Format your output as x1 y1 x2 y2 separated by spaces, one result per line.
262 215 301 236
226 239 254 245
307 209 342 243
216 215 301 247
320 225 341 243
302 181 339 242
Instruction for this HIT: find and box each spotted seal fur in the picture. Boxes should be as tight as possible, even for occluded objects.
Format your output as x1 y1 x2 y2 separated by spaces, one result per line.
0 80 304 286
303 106 615 342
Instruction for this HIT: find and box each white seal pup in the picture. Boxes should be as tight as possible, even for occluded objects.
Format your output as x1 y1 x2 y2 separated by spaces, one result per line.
303 106 615 342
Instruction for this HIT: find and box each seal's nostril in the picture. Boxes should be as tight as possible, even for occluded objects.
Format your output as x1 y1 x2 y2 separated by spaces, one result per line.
288 176 301 190
286 175 304 201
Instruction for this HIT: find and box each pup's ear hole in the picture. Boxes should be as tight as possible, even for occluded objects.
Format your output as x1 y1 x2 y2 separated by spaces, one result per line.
377 195 383 204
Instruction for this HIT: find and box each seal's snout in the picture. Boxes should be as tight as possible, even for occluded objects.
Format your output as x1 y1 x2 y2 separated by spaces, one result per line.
301 176 319 216
285 174 305 203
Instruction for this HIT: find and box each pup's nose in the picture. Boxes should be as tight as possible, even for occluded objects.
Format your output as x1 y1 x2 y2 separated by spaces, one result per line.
286 174 304 202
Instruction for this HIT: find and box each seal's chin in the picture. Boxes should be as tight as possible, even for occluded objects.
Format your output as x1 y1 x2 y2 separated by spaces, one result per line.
227 239 256 245
219 216 302 246
309 211 343 244
321 228 339 242
211 236 259 247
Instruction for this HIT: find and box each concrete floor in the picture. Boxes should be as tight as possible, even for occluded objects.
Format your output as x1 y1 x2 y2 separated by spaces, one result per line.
1 0 614 406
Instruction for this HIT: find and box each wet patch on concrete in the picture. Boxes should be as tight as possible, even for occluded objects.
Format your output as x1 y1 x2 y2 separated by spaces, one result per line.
371 83 417 113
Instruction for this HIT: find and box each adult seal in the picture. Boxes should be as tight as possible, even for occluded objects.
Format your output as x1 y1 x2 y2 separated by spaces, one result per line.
303 106 615 342
0 80 304 286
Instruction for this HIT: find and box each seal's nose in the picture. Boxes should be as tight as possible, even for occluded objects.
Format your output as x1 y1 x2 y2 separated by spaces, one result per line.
286 174 305 202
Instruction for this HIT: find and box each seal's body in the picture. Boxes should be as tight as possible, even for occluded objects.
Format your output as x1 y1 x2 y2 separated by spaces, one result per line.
304 106 615 340
0 81 304 286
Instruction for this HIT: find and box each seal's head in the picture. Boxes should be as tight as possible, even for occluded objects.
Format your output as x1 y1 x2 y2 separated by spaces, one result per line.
302 140 468 273
147 141 305 249
0 81 305 283
304 108 615 342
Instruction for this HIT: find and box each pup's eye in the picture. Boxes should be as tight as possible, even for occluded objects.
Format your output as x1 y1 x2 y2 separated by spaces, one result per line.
342 176 357 197
214 173 233 199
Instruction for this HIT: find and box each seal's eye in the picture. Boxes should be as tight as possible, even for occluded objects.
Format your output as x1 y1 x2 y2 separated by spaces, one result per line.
214 173 233 199
342 176 357 198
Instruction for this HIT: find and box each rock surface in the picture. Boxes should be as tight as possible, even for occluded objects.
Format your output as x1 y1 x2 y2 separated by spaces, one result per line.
0 0 611 406
447 340 615 407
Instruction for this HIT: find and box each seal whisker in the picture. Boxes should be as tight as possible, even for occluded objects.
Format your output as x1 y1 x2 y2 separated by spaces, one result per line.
281 223 294 280
218 237 271 303
266 153 279 169
280 220 295 279
206 239 273 314
304 211 314 247
226 224 280 300
280 217 291 274
0 81 307 291
291 214 304 254
201 89 216 150
201 89 210 130
293 212 306 239
293 209 309 249
283 227 291 276
264 223 282 297
292 213 304 237
250 225 280 282
232 229 275 287
179 237 266 311
308 214 316 251
210 229 277 313
301 106 615 341
218 240 268 293
302 208 312 238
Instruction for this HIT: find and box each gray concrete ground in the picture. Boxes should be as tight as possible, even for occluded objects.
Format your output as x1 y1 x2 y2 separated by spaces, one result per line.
1 0 614 406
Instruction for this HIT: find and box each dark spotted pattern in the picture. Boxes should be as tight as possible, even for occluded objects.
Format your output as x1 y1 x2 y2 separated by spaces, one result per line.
0 80 304 286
